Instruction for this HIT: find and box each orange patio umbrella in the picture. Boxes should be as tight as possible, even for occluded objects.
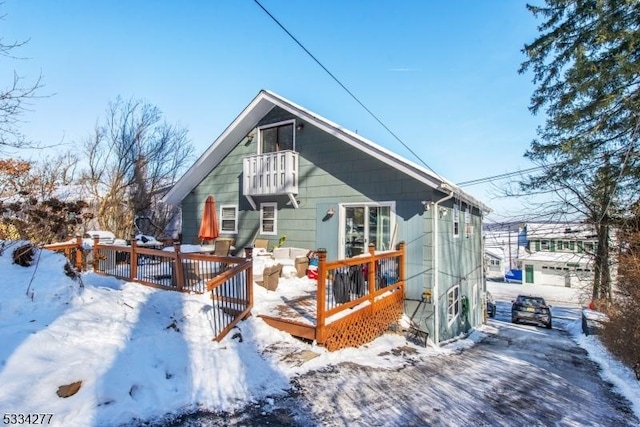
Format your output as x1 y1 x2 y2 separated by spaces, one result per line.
198 195 220 243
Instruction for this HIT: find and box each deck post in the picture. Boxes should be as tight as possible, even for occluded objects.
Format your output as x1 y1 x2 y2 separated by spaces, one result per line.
173 242 184 291
316 248 328 343
368 243 376 304
75 235 83 271
130 235 138 282
397 241 406 282
92 235 100 271
245 246 254 308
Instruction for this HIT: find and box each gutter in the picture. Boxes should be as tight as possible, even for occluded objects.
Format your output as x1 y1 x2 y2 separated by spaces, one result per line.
432 189 454 346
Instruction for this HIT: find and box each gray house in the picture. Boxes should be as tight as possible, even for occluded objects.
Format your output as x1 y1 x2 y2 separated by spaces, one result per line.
164 90 491 344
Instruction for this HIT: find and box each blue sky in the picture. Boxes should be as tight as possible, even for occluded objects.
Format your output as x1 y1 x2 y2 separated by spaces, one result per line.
3 1 544 219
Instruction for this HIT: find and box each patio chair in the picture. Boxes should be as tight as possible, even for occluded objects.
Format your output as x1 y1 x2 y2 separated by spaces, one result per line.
256 263 283 291
213 239 231 256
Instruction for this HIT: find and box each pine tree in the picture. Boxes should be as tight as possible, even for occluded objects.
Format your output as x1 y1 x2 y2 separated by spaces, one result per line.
519 0 640 299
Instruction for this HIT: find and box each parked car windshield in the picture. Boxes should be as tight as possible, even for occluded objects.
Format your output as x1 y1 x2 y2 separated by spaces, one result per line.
516 296 546 306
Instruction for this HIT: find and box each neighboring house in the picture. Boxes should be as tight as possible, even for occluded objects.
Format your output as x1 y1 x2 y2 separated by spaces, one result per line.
518 222 598 288
164 90 491 344
483 221 526 271
484 246 506 280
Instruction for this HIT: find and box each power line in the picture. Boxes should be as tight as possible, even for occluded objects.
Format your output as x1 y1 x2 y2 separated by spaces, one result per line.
252 0 446 183
456 165 547 187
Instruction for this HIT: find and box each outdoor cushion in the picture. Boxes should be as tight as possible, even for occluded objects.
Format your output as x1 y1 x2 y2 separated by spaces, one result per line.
272 247 310 260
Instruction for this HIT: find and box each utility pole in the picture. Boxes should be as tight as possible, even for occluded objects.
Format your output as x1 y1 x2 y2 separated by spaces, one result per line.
508 224 513 270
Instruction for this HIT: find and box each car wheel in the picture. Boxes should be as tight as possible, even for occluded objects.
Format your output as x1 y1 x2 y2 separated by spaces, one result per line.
512 317 518 324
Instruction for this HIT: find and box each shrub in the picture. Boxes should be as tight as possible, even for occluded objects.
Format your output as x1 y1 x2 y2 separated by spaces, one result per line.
600 229 640 376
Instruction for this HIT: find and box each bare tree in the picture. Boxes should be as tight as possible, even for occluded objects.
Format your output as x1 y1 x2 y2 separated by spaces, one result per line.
80 97 193 238
0 10 43 154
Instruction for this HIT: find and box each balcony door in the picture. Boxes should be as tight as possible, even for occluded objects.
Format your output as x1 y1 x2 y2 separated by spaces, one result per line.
340 203 394 258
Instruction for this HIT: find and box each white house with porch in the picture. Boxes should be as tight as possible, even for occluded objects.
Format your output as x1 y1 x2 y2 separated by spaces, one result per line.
517 222 597 287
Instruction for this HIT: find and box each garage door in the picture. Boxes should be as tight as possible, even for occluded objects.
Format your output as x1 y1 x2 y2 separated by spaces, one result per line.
538 267 567 287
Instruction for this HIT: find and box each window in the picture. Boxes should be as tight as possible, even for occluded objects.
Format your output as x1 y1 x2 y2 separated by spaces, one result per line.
447 285 460 324
540 240 550 251
220 205 238 234
464 206 473 237
453 205 460 238
471 283 477 315
260 203 277 235
259 120 294 154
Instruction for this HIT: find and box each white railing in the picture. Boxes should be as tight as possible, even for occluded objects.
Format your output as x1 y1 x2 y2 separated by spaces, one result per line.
243 150 299 196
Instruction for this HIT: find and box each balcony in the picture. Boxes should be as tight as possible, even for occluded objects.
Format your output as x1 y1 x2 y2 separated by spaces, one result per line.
243 150 299 209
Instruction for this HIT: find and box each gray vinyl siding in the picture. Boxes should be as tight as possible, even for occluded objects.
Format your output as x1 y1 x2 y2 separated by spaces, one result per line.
432 202 484 341
182 105 486 342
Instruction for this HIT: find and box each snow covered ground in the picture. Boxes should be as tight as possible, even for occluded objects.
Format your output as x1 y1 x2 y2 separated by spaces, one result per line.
0 242 638 426
487 279 640 421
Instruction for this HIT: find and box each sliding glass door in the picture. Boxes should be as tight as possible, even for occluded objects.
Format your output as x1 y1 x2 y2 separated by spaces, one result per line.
341 203 394 258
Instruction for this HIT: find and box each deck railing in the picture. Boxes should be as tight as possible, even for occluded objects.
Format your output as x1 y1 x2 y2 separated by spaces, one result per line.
315 242 405 350
44 237 254 342
46 236 405 350
242 150 298 196
43 236 86 271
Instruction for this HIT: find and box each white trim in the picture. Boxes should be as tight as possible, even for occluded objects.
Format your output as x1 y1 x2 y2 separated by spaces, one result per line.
163 90 491 213
219 204 238 234
257 119 296 154
260 202 278 235
447 285 460 326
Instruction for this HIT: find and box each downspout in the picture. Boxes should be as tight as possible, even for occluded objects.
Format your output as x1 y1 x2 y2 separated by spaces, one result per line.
432 189 454 346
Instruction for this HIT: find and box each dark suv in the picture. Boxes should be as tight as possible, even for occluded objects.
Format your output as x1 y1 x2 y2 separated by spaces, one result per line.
511 295 552 329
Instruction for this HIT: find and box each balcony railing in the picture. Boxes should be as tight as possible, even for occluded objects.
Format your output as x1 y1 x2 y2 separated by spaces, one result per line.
243 150 299 197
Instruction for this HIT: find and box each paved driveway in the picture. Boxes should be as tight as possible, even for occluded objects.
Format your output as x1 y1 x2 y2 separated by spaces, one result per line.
165 283 638 427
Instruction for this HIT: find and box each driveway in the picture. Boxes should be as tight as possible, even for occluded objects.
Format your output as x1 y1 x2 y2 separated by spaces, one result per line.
165 283 638 427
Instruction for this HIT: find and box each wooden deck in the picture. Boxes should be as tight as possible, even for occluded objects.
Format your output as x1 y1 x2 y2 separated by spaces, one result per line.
44 237 254 344
260 292 318 341
258 243 406 351
45 237 406 351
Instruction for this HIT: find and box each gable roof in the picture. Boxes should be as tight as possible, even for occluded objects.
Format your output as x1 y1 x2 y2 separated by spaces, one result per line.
485 247 505 260
164 90 490 212
525 222 597 240
518 250 593 266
